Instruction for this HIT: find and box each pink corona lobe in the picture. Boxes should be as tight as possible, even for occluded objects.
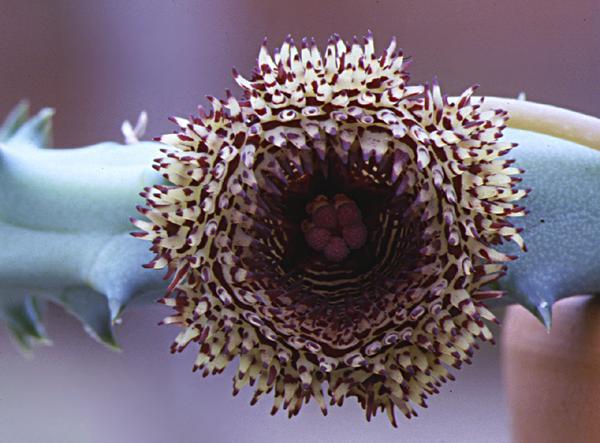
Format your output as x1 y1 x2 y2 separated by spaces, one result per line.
132 32 527 427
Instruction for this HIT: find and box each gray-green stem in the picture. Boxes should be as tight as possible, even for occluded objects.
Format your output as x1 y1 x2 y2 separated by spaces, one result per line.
0 97 598 349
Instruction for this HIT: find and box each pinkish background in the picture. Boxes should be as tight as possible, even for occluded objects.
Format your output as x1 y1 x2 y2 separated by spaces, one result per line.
0 1 598 442
1 0 598 147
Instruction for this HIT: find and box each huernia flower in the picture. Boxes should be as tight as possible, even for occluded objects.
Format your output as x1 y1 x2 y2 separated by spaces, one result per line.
132 32 527 426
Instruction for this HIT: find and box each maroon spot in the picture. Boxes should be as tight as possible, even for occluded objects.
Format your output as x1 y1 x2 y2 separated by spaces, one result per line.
305 226 332 252
323 236 350 262
312 204 338 229
342 223 368 250
335 195 362 227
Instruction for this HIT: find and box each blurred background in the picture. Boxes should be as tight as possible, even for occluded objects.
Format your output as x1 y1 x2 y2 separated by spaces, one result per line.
0 1 597 442
0 0 598 147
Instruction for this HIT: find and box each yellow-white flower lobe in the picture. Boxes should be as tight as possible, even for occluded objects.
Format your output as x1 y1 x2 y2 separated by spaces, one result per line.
133 32 526 426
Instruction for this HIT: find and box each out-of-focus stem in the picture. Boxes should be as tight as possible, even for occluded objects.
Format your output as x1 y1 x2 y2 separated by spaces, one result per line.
480 97 600 151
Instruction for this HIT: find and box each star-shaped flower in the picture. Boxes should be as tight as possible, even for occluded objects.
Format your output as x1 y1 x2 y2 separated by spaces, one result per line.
133 32 527 426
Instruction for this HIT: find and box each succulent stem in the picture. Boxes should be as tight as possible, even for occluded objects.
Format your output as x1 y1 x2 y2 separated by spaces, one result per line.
480 96 600 151
1 93 598 349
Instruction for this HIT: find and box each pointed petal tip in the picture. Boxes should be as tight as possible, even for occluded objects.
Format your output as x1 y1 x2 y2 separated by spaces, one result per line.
7 106 55 147
0 100 31 141
14 98 30 109
86 324 121 352
108 299 125 324
103 336 122 352
7 326 53 356
531 302 552 331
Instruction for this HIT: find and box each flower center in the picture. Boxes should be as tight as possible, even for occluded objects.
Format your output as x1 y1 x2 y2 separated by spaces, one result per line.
247 148 427 311
302 194 368 263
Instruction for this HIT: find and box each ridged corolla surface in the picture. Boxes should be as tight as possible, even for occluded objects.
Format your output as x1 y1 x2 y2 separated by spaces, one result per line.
133 33 527 426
